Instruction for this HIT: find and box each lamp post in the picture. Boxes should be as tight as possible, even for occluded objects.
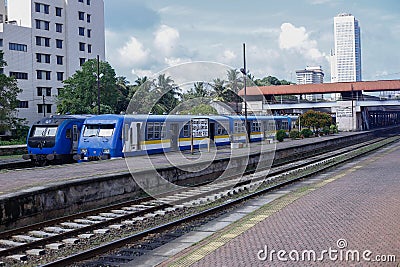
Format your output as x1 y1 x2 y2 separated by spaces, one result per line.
97 55 100 115
42 95 46 117
240 43 249 144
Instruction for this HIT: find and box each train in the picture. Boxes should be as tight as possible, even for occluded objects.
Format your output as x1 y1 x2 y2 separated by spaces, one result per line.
23 114 296 164
73 114 295 161
22 114 92 165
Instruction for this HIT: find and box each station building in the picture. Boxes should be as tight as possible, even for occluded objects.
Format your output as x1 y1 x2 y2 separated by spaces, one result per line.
0 0 105 125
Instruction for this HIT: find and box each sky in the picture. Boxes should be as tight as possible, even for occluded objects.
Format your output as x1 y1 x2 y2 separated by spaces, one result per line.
103 0 400 85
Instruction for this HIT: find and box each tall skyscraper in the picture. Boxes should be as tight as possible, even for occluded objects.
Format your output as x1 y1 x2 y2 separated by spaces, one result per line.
0 0 105 124
330 13 361 83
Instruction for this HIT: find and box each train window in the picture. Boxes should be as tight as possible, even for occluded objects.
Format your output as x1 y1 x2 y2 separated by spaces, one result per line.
234 121 245 133
154 122 161 139
98 124 114 137
147 123 154 140
161 123 166 139
66 129 72 138
216 124 227 135
83 125 98 137
182 123 190 137
252 121 261 132
282 121 289 130
31 126 57 137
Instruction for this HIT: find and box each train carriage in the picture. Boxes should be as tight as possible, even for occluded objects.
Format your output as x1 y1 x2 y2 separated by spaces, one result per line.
75 114 232 161
22 115 92 165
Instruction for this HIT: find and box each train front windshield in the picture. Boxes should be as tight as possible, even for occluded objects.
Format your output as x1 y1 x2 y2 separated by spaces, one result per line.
83 124 115 137
31 126 58 137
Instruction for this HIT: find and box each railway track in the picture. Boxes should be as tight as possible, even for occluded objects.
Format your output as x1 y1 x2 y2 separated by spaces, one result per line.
0 134 398 266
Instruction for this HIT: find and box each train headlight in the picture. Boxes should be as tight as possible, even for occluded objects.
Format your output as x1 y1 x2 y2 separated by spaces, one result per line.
80 148 87 154
102 148 110 154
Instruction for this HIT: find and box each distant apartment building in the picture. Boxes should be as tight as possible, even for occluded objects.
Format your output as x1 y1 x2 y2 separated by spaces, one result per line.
296 66 324 84
0 0 105 125
330 13 362 83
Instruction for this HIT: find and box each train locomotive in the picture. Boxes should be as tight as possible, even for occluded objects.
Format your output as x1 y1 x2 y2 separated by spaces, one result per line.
74 114 294 161
22 114 92 165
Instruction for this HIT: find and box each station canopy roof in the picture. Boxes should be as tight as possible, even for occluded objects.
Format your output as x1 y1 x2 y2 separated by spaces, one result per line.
238 79 400 96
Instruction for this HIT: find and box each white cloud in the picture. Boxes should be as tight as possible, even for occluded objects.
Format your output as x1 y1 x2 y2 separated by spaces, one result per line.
116 36 150 67
217 49 237 63
279 22 327 64
154 25 180 56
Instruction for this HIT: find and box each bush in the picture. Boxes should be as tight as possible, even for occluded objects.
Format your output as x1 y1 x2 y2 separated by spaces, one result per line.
276 129 286 142
323 126 330 135
289 129 300 139
301 128 313 138
330 124 338 134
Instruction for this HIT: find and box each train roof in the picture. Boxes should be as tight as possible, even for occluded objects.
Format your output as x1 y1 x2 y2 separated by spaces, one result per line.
33 114 93 125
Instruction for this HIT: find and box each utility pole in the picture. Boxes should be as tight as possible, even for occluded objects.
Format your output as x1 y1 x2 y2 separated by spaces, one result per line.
97 54 100 115
240 43 249 144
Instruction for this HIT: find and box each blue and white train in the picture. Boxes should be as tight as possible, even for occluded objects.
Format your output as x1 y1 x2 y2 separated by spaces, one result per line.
22 114 92 165
74 114 294 161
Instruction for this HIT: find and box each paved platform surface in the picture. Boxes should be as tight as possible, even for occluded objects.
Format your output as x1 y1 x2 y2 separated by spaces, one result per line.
0 132 358 196
145 141 400 267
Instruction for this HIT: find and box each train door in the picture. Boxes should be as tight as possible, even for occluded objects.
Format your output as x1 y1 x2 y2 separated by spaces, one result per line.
170 123 179 151
130 122 142 151
209 122 215 141
72 125 79 153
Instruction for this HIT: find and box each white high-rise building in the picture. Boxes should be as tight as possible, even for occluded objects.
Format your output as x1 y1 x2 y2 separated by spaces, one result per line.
330 13 361 83
296 66 324 84
0 0 105 125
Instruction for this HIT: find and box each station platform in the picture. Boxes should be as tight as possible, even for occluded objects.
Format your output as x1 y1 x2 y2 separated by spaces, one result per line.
0 131 360 196
129 140 400 266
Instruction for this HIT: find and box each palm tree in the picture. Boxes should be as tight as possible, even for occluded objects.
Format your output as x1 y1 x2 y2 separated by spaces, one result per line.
225 69 243 113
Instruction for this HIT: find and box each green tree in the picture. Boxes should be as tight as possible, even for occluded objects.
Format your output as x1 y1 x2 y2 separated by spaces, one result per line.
180 104 218 115
298 110 332 132
0 51 23 134
57 58 118 114
225 69 243 112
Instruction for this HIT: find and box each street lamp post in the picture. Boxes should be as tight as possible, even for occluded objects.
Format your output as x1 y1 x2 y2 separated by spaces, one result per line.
97 55 100 115
42 95 46 117
240 43 249 144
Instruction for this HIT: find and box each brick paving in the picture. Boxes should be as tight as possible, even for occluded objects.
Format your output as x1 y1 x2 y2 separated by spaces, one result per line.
163 143 400 267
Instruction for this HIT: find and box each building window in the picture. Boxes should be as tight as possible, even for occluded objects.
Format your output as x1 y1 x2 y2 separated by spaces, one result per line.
79 58 86 66
87 14 91 23
35 19 50 30
38 104 52 114
37 87 42 96
9 43 27 52
37 70 51 80
56 23 63 33
10 72 28 80
35 3 49 14
57 72 64 81
79 42 85 51
56 39 63 49
36 53 50 63
87 29 91 38
87 44 92 53
79 27 85 36
56 55 63 65
0 39 3 47
87 0 91 5
37 87 51 97
56 7 62 17
35 36 50 47
46 88 51 96
78 11 85 20
18 101 29 108
78 0 83 2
